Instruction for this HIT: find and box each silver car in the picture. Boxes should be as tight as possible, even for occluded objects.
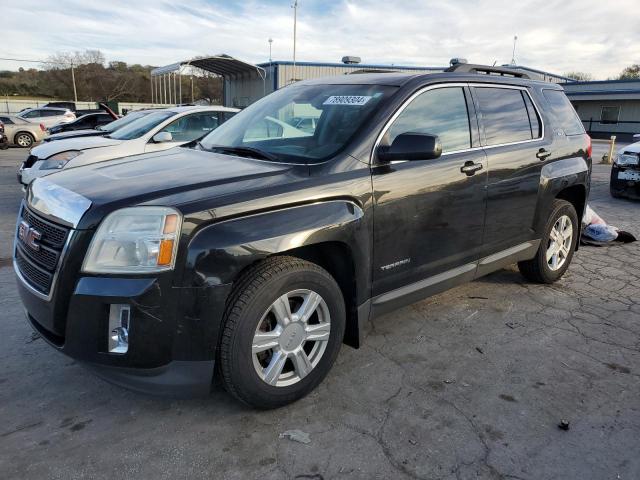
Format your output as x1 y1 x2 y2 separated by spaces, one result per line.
16 107 76 128
0 115 48 147
19 106 239 185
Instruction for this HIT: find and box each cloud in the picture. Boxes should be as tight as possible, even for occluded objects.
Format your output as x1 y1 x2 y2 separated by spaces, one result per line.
2 0 638 79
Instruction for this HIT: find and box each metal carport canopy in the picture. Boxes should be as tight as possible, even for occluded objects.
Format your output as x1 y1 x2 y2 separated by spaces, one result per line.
151 54 265 77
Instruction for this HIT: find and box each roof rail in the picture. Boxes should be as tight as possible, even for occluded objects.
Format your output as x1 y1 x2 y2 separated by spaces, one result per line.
444 63 530 79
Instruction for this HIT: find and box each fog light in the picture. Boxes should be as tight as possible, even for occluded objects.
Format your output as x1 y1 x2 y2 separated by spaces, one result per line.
108 304 130 354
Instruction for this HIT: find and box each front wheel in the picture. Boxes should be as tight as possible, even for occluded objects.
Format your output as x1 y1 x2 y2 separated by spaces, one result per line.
219 256 345 409
518 199 578 283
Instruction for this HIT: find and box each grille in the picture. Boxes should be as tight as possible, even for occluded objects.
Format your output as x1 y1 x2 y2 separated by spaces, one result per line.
15 250 53 294
23 154 39 169
14 206 71 295
21 206 68 247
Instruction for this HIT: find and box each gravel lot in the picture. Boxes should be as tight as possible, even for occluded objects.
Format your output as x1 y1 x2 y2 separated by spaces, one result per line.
1 143 639 480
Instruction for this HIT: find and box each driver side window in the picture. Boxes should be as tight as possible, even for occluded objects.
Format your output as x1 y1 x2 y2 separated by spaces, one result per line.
386 87 471 153
159 113 221 142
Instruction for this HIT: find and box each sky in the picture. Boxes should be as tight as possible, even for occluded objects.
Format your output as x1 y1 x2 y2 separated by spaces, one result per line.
3 0 639 79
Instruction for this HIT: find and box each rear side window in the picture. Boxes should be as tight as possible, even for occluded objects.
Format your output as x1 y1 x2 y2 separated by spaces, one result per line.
542 89 584 135
474 87 539 145
386 87 471 153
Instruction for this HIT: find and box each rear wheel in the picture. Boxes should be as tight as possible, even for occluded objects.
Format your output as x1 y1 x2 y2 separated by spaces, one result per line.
219 256 345 409
518 199 578 283
15 132 34 148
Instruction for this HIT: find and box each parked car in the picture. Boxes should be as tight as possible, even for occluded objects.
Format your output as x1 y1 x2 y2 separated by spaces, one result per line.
48 112 118 135
18 106 238 185
16 107 76 128
14 65 591 408
610 142 640 199
0 115 48 148
43 110 153 143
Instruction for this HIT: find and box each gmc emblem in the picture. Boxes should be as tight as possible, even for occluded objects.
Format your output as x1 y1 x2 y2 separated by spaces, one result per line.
18 221 42 251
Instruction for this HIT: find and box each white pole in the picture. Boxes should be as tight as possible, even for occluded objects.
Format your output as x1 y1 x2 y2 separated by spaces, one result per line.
71 61 78 102
511 35 518 65
292 0 298 82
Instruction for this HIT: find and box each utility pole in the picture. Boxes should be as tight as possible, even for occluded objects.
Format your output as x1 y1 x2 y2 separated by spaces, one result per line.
70 61 78 102
292 0 298 82
268 38 273 63
510 35 518 66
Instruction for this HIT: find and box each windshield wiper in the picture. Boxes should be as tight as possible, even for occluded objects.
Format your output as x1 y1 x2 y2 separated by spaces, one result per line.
206 144 279 162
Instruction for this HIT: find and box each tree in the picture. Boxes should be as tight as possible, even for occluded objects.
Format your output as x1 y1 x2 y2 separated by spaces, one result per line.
564 71 593 82
618 64 640 80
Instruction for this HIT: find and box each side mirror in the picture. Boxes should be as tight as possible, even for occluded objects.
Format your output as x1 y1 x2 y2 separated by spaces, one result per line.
152 131 173 143
377 132 442 162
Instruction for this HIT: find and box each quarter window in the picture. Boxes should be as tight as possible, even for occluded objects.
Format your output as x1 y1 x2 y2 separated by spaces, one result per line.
475 87 537 145
386 87 471 153
542 89 584 135
600 106 620 125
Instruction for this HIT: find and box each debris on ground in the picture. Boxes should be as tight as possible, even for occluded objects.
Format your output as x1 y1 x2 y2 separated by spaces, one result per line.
279 429 311 444
476 347 484 354
581 205 636 246
558 420 570 431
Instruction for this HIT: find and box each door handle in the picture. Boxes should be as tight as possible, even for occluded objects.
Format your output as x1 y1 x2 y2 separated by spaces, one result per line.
536 148 552 160
460 161 483 176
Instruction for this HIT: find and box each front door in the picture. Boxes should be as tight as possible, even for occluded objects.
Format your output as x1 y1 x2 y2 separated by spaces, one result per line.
371 85 487 304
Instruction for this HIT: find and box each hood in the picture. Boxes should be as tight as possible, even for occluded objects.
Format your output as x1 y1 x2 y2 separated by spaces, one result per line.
31 135 123 158
45 129 103 142
620 141 640 154
34 147 298 228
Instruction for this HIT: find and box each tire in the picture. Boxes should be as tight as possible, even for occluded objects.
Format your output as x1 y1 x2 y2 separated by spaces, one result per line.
15 132 34 148
518 199 579 284
219 256 345 409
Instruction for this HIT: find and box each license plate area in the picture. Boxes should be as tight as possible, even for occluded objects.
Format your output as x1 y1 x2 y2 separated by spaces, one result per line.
618 170 640 181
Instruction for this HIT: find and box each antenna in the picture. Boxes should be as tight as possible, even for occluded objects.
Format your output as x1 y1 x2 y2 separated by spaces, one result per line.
510 35 518 65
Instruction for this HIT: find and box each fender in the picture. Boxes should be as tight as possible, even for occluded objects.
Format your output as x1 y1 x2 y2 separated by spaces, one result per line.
184 199 370 299
532 156 590 235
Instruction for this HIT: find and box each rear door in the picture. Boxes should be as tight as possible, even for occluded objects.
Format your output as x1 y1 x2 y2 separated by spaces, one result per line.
472 85 550 255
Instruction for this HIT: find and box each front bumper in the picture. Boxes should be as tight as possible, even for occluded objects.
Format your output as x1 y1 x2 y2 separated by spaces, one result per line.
17 270 233 397
610 165 640 199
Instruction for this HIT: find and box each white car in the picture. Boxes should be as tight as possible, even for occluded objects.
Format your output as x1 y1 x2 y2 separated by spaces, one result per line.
19 106 239 185
17 107 76 128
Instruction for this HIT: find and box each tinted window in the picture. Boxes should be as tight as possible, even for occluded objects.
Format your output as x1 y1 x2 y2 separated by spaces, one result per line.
76 116 94 128
43 110 62 117
542 89 584 135
387 87 471 153
0 117 13 124
475 87 534 145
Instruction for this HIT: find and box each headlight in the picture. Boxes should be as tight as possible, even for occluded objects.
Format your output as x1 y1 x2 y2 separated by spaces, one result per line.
82 206 182 274
615 153 639 167
40 150 82 170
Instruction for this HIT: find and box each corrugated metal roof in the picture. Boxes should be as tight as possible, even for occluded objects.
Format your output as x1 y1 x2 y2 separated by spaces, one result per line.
152 55 264 77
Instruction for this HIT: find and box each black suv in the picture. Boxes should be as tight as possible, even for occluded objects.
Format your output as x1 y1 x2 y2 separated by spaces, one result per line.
14 65 591 408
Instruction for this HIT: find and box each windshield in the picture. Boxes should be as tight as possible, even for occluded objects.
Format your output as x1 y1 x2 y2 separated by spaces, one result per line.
199 84 396 163
108 111 174 140
98 111 150 132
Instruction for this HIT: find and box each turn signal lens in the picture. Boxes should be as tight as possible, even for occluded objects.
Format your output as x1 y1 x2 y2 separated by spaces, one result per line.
157 239 175 266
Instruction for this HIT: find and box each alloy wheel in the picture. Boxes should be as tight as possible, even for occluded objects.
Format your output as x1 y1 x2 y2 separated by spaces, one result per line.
546 214 573 271
252 289 331 387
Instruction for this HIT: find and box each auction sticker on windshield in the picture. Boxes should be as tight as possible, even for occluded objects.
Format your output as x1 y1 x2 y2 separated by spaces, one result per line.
323 95 372 106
